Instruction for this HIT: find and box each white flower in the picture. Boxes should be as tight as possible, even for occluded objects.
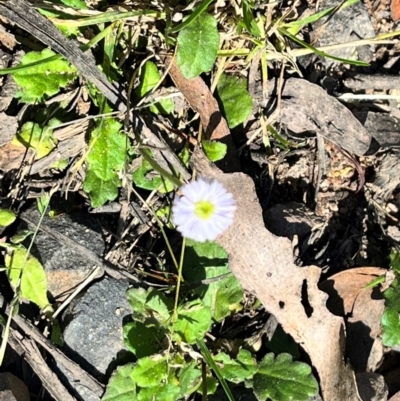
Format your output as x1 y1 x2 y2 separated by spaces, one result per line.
172 177 236 242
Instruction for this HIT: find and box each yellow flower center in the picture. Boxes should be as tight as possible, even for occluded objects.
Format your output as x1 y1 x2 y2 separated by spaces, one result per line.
194 200 215 220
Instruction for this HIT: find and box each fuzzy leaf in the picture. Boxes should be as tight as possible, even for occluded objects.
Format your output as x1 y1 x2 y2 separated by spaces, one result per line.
126 287 148 316
102 363 137 401
183 240 243 322
137 384 181 401
6 248 52 311
123 321 164 358
13 49 77 103
145 290 173 324
83 171 121 208
136 61 174 114
253 353 318 401
383 278 400 311
173 300 212 344
0 209 16 227
13 121 58 159
213 349 257 383
177 13 219 79
126 286 172 323
217 74 253 128
132 155 174 193
131 355 168 388
83 118 127 207
382 308 400 347
203 140 227 162
179 360 202 396
86 119 127 181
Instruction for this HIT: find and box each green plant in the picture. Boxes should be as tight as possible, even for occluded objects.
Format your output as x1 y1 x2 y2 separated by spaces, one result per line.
380 250 400 346
101 239 318 401
0 191 55 365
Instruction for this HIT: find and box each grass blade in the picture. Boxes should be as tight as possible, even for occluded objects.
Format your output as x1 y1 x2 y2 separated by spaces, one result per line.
279 28 370 66
282 0 359 31
169 0 214 33
196 338 235 401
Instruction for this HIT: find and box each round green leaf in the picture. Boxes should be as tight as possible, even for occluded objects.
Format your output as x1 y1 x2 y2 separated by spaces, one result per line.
177 13 219 79
253 353 319 401
123 321 164 358
0 209 16 227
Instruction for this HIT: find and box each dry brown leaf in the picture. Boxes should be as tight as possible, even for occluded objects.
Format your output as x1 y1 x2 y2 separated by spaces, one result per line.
193 147 361 401
392 0 400 21
0 121 88 173
166 57 240 173
320 267 386 373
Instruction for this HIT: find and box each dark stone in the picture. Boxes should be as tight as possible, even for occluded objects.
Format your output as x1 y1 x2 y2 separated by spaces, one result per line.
62 278 131 380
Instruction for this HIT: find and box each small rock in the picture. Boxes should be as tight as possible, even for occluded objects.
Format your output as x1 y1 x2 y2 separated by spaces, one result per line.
354 112 400 148
0 372 30 401
356 372 388 401
22 208 104 300
312 0 375 67
62 278 131 379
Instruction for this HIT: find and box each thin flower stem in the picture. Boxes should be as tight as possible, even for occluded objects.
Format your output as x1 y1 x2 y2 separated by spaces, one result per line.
171 238 186 337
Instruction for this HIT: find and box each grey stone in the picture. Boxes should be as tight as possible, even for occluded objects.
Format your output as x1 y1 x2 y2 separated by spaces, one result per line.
354 111 400 148
22 207 104 300
264 202 323 238
312 0 375 67
62 278 131 379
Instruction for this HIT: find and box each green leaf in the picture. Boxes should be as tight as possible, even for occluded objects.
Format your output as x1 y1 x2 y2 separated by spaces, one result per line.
13 49 77 103
390 250 400 274
383 278 400 311
60 0 87 9
132 154 174 193
123 321 164 358
0 209 16 227
173 300 212 344
131 355 168 387
241 0 261 37
279 28 370 67
202 140 227 162
169 0 214 33
253 353 318 401
213 349 257 383
145 290 173 324
86 119 127 181
10 230 33 244
13 121 58 159
281 0 359 33
197 338 235 401
217 74 253 128
127 287 148 316
102 363 137 401
179 360 202 396
382 308 400 347
137 383 181 401
177 13 219 79
183 240 243 322
136 61 174 115
83 118 127 207
6 248 52 311
83 171 121 208
126 286 172 323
